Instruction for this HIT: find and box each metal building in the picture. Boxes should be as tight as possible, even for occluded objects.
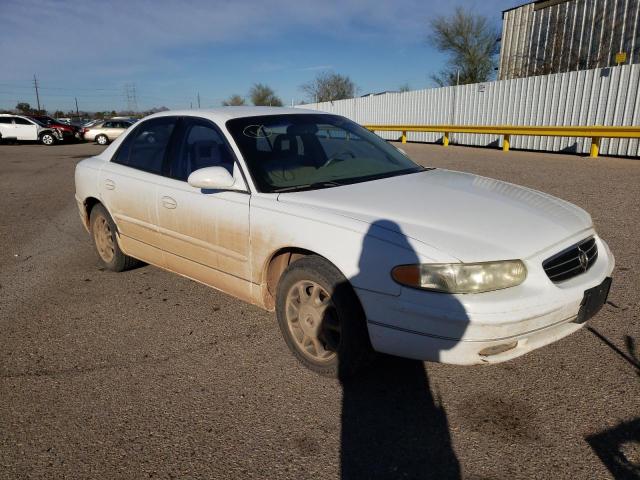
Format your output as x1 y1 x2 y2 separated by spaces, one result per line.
498 0 640 80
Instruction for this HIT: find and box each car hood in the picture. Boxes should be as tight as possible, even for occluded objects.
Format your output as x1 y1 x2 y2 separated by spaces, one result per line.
277 169 593 262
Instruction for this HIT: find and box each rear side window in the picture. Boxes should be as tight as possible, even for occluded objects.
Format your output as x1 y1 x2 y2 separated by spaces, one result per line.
168 118 235 181
14 117 32 125
0 117 12 124
113 117 177 175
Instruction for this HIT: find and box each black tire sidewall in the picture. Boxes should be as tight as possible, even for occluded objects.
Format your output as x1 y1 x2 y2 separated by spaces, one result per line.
275 256 373 378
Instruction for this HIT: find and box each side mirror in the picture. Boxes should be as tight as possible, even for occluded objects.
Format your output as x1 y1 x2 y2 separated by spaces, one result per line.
188 166 236 190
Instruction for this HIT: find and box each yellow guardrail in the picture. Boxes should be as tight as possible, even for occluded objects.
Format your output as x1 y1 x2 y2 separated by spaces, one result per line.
363 124 640 158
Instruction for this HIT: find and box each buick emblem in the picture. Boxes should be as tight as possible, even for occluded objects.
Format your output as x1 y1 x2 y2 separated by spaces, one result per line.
578 247 589 271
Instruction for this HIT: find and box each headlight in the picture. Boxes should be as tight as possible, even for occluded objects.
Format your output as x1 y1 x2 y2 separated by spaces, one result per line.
391 260 527 294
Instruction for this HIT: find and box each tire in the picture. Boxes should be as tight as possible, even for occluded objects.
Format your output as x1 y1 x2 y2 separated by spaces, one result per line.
96 134 109 145
275 256 375 378
40 132 56 146
89 203 140 272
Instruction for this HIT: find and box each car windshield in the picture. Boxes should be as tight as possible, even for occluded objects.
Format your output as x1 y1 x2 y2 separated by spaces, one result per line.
226 114 423 193
31 116 55 125
28 117 47 127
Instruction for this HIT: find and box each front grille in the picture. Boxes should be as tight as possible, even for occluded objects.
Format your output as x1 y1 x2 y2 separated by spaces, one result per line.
543 237 598 283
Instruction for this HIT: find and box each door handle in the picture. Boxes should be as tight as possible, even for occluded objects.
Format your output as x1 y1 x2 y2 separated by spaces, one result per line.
104 179 116 190
161 196 177 209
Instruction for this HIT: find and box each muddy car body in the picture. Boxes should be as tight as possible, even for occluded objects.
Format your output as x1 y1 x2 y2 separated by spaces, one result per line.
74 107 614 375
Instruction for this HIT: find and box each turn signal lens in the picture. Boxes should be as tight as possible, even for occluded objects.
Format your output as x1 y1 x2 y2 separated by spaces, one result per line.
391 260 527 294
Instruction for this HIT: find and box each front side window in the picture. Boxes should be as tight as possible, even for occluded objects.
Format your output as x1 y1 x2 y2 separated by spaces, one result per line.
226 114 422 192
112 117 177 175
168 118 235 181
14 117 33 125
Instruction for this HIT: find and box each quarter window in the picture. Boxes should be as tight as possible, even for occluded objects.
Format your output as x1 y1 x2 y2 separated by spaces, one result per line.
113 117 177 175
168 119 235 181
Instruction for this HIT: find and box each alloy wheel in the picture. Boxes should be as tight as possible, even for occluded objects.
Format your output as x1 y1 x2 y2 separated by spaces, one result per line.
93 214 115 263
285 280 341 363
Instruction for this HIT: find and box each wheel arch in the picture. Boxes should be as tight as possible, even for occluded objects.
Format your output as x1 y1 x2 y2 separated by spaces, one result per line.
80 196 103 231
262 246 354 311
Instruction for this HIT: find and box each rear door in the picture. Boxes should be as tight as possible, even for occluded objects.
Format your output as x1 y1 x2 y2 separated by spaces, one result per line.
13 117 38 140
98 116 179 266
0 117 14 138
102 121 119 140
154 117 251 284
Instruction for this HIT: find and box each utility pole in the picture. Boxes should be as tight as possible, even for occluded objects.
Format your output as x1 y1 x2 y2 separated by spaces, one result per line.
75 97 80 117
197 93 201 109
33 74 41 111
190 101 193 109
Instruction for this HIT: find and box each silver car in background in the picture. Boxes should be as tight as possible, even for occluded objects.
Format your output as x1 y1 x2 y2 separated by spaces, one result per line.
82 120 133 145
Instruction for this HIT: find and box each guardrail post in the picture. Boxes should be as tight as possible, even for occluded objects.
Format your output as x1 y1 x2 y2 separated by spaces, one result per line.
443 132 449 147
401 130 407 144
590 137 601 158
503 134 510 152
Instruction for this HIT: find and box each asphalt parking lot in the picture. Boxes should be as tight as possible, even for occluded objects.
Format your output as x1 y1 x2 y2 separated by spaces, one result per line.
1 141 638 479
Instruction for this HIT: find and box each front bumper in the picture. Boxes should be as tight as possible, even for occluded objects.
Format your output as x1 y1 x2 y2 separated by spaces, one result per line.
358 234 615 365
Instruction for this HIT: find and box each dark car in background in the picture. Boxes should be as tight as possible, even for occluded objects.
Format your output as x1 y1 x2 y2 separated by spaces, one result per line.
28 115 82 142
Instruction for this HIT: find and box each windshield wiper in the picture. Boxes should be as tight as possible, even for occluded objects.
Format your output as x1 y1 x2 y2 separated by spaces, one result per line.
272 180 344 193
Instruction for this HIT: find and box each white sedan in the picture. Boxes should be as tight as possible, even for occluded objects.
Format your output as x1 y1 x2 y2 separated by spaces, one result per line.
74 107 614 376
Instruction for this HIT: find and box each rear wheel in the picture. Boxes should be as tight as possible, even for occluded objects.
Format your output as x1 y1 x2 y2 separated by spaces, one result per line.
96 134 109 145
90 204 140 271
40 132 56 145
276 256 375 378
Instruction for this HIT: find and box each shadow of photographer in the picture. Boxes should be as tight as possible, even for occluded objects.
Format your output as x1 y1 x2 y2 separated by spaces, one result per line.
335 220 469 479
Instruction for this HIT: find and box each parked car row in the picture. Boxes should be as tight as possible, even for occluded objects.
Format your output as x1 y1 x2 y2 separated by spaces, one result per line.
0 114 135 146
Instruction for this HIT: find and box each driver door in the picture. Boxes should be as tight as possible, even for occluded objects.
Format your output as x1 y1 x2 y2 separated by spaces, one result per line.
154 117 251 298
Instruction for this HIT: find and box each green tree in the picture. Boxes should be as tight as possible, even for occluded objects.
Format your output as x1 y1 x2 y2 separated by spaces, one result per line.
249 83 282 106
300 71 356 103
428 7 498 86
16 102 32 113
54 110 65 117
222 94 246 106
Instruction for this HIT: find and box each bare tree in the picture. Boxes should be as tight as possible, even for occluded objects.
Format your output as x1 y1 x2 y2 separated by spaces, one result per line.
300 71 356 103
222 94 246 106
249 84 283 106
428 7 498 86
398 83 411 93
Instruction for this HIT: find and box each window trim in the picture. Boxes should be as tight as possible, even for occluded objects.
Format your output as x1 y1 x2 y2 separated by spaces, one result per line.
163 116 241 183
111 115 180 177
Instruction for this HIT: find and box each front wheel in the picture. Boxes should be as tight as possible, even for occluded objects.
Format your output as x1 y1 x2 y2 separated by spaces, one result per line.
275 256 374 378
40 132 56 146
96 134 109 145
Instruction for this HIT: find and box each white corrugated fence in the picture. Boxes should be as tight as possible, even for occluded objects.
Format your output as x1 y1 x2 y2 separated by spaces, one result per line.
299 64 640 157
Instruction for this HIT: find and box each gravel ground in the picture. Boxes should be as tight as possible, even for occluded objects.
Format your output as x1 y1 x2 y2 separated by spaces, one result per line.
0 141 638 480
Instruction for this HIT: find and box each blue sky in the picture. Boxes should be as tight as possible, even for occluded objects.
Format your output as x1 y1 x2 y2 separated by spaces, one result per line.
0 0 522 112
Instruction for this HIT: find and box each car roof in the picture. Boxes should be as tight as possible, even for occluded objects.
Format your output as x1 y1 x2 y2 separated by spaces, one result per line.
144 106 324 123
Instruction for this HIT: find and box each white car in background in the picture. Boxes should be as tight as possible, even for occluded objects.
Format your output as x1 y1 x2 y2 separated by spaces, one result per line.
74 107 614 377
0 114 62 145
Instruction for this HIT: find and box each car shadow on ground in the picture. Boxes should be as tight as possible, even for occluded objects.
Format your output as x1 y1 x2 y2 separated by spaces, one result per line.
336 220 469 479
586 418 640 479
